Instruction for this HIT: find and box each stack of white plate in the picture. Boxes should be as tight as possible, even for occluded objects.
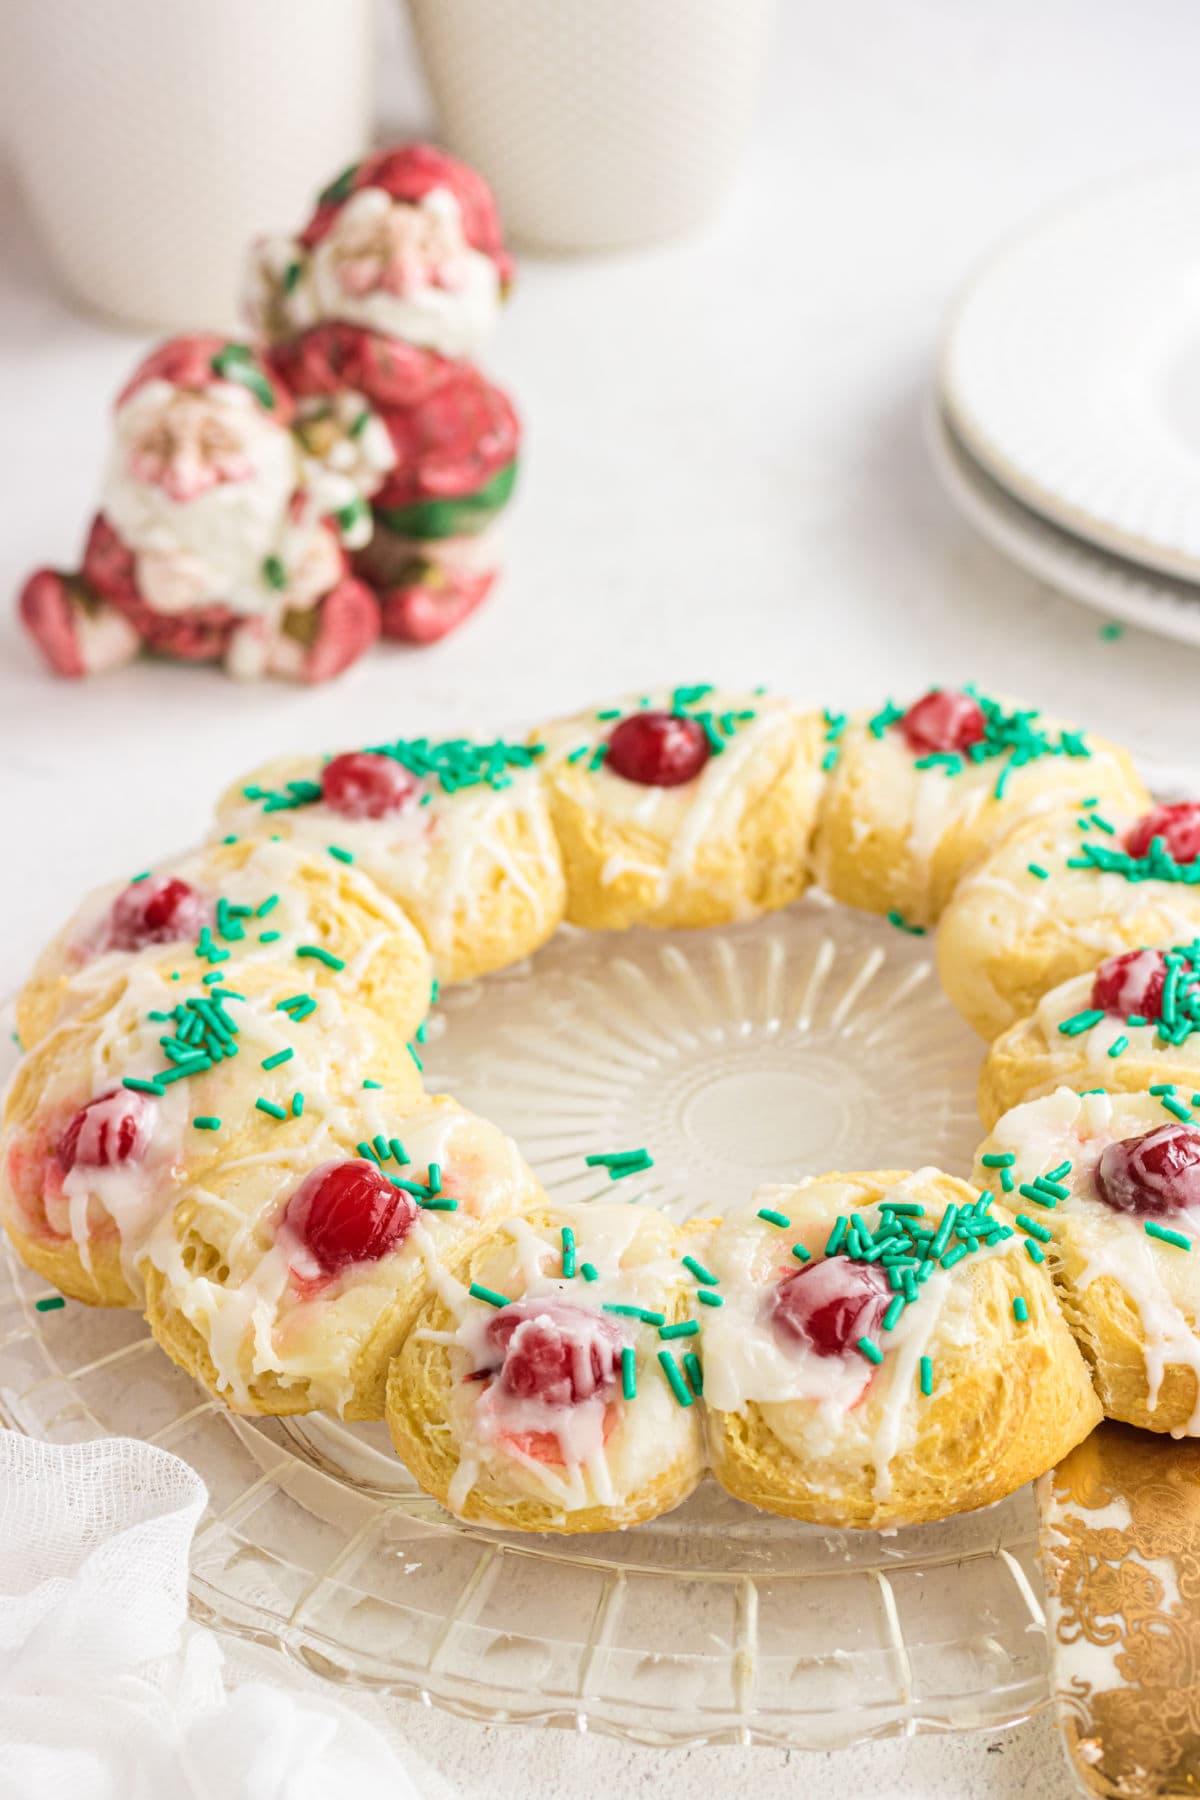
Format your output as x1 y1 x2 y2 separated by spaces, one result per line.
931 167 1200 647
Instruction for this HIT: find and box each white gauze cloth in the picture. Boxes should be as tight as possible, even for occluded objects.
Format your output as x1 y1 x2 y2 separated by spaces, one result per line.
0 1430 427 1800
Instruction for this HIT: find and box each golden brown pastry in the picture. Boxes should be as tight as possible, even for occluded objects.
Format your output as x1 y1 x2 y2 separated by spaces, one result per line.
697 1170 1101 1526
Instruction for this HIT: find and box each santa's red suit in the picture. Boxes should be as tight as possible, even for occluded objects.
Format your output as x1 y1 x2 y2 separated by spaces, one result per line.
19 334 388 682
246 143 521 645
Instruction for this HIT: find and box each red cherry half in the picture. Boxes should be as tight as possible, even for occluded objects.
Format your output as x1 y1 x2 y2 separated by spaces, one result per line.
771 1257 891 1357
1090 949 1168 1022
899 690 987 755
1094 1124 1200 1217
58 1089 154 1172
108 876 208 951
488 1300 623 1405
321 751 418 821
606 713 710 787
283 1159 418 1273
1125 803 1200 865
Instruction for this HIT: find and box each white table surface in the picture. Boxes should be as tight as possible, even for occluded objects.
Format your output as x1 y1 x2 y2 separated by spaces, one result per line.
4 1 1200 1792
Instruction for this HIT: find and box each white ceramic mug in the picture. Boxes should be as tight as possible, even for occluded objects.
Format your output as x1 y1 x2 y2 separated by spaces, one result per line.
2 0 375 331
405 0 776 252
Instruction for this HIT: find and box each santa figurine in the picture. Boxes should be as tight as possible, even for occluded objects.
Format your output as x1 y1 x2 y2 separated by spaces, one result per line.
19 333 394 682
245 144 520 645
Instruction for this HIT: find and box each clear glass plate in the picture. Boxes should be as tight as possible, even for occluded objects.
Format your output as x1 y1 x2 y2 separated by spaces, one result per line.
0 897 1050 1748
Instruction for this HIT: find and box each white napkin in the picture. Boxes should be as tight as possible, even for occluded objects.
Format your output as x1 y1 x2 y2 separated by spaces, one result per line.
0 1430 427 1800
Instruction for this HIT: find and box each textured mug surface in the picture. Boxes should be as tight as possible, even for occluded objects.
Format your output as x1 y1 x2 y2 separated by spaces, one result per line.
4 0 374 331
406 0 776 251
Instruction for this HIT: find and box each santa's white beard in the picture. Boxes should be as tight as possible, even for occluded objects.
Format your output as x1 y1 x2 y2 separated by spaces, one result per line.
307 187 501 360
100 382 299 616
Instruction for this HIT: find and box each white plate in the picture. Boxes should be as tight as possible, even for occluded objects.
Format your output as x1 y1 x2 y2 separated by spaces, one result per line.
925 397 1200 650
941 167 1200 581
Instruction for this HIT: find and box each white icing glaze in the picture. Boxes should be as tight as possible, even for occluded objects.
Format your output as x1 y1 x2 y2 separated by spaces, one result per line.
983 1087 1200 1432
535 688 809 906
424 1206 693 1518
703 1174 1011 1503
216 760 559 975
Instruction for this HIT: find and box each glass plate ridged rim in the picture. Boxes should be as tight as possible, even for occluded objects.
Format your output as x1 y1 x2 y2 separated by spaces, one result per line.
0 896 1052 1748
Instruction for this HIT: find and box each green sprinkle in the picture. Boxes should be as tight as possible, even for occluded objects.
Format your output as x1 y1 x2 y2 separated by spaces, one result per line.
327 845 354 865
791 1243 811 1263
581 1262 599 1282
260 1048 294 1070
604 1304 665 1325
919 1356 934 1396
1016 1214 1053 1243
363 1079 382 1090
129 871 151 884
389 1139 409 1166
561 1226 577 1279
372 1134 391 1162
1150 1082 1178 1096
1145 1220 1192 1251
192 1116 221 1131
469 1282 511 1308
1106 1034 1129 1058
258 930 282 944
357 1139 380 1163
1099 622 1124 640
1027 863 1050 880
825 1218 848 1256
757 1207 791 1229
1058 1009 1106 1037
1018 1183 1058 1210
657 1349 694 1407
683 1352 704 1397
1161 1096 1194 1123
659 1319 700 1340
1025 1239 1046 1264
123 1076 165 1096
255 1098 288 1120
981 1153 1015 1168
291 1092 304 1117
35 1296 66 1313
296 944 345 971
263 554 287 591
858 1336 883 1366
696 1289 723 1307
407 1042 423 1070
1010 1296 1030 1324
427 1161 442 1193
418 1196 458 1212
882 1295 906 1331
682 1253 718 1286
621 1346 637 1400
887 910 926 935
256 894 279 917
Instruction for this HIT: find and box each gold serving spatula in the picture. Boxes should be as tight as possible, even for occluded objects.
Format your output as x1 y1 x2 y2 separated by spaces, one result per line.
1038 1423 1200 1798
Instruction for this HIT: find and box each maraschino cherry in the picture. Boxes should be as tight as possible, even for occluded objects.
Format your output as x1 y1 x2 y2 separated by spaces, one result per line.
283 1159 418 1273
1090 949 1169 1022
606 713 709 788
1094 1124 1200 1217
488 1300 623 1404
321 751 418 820
899 689 986 756
58 1089 154 1172
108 875 207 951
1125 803 1200 864
771 1257 891 1357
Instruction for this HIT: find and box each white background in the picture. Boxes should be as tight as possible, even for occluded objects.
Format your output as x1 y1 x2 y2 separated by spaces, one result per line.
3 2 1199 1793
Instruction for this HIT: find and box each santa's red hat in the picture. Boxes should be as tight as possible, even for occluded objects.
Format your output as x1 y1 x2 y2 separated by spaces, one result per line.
299 143 513 289
116 333 293 422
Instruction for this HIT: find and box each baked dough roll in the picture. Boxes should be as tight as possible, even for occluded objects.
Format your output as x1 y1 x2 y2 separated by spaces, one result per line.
386 1204 706 1532
1 960 420 1309
974 1087 1200 1434
213 733 565 984
143 1095 542 1420
938 798 1200 1041
698 1171 1100 1528
531 685 824 930
811 687 1145 931
16 835 432 1053
980 942 1200 1128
